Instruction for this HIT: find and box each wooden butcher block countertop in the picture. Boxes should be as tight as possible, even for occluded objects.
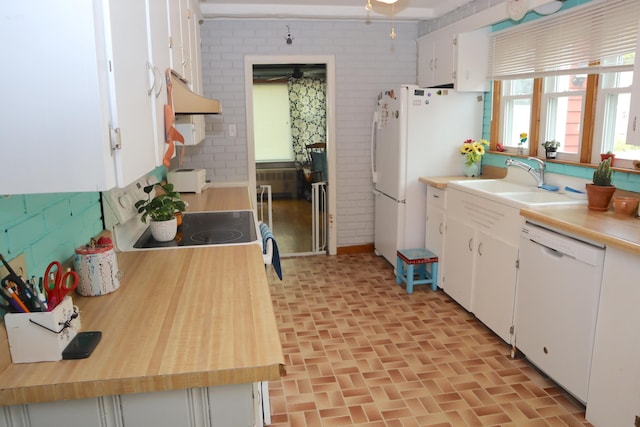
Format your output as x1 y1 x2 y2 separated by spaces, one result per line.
0 186 285 406
520 205 640 255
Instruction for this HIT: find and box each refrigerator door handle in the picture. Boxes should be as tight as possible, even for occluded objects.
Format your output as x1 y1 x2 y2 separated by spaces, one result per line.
371 111 378 183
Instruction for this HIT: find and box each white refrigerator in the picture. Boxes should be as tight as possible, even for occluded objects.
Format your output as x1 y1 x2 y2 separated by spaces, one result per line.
372 85 484 265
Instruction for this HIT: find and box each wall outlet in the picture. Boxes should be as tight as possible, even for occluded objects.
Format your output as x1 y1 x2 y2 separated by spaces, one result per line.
0 253 27 281
228 124 237 137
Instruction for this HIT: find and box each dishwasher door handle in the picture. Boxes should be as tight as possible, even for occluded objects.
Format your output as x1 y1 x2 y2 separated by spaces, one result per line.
531 239 566 259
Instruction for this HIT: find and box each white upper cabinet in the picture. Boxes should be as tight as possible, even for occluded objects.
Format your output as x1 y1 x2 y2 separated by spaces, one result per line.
418 27 490 92
146 0 172 166
106 0 157 186
168 0 202 89
0 0 180 195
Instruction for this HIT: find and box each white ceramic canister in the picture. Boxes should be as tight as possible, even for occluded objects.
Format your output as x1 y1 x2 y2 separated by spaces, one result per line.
73 239 122 296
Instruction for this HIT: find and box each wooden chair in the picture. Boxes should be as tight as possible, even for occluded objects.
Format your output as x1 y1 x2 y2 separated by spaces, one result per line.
305 142 327 182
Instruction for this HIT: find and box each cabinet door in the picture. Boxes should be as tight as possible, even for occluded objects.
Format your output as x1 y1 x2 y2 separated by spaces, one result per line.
146 0 172 166
417 35 435 87
473 231 518 344
106 0 156 186
433 32 454 87
455 28 490 92
187 0 204 93
442 215 474 311
167 0 184 73
0 1 114 195
179 0 193 82
425 206 444 256
586 247 640 425
425 206 445 287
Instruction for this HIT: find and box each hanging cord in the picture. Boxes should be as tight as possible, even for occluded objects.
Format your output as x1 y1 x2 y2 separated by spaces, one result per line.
390 3 396 39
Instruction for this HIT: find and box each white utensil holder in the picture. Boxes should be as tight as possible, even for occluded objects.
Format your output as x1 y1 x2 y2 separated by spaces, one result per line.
4 296 80 363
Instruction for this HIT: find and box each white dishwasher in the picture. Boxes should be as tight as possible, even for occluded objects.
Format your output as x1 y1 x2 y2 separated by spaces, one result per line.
516 221 605 404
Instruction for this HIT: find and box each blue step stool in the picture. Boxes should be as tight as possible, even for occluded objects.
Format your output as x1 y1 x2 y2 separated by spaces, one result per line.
396 248 438 294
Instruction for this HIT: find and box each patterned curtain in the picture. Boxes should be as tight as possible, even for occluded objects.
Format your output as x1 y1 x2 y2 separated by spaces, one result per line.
287 77 327 165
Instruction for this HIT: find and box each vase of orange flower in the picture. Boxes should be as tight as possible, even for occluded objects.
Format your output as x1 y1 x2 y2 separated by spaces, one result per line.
460 139 489 177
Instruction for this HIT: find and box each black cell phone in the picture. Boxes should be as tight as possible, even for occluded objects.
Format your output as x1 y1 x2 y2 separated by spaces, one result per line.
62 331 102 360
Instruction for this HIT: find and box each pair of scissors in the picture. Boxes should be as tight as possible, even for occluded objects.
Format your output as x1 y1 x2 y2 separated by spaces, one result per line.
44 261 78 309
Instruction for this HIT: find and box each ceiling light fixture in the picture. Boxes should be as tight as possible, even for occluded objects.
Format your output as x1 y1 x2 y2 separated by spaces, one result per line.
533 0 565 15
365 0 400 39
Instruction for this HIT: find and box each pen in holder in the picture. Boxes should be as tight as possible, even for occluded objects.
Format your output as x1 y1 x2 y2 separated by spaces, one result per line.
4 296 81 363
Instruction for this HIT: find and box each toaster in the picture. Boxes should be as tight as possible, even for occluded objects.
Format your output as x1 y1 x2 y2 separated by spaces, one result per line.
167 168 206 193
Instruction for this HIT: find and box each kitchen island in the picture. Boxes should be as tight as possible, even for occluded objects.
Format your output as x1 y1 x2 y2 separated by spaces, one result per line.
0 186 284 427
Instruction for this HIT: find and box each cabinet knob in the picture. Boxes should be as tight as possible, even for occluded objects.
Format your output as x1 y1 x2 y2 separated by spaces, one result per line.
468 238 473 252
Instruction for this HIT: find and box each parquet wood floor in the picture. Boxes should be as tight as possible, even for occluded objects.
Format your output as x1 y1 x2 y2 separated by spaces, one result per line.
270 198 313 255
265 253 591 426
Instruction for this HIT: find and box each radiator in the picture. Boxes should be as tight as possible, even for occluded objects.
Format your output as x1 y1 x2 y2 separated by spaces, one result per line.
256 168 297 198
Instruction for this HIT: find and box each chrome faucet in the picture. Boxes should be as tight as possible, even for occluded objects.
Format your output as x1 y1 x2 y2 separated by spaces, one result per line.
504 157 546 187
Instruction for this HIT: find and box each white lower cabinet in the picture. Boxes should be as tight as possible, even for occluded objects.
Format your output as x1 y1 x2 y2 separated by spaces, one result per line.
473 230 518 343
442 215 475 310
442 188 520 343
0 383 260 427
425 186 446 287
586 246 640 426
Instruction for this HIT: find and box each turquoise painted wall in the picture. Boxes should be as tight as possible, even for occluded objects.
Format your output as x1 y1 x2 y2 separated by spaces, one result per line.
0 192 102 282
483 0 640 193
0 166 166 281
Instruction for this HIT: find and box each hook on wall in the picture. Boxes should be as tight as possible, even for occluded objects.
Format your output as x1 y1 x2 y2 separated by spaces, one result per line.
285 25 294 45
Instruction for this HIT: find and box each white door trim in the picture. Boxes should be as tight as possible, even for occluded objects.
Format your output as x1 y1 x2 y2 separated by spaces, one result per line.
244 54 337 255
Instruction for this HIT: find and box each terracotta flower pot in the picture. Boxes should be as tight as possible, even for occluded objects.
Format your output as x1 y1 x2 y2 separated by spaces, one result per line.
585 184 616 211
600 153 615 166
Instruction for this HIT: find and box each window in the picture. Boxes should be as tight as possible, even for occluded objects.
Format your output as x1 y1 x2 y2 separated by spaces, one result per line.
500 79 533 152
489 0 640 168
540 74 586 161
593 62 640 168
253 83 294 162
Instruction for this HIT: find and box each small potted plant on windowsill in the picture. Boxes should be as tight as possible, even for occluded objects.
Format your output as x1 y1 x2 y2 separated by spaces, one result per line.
541 140 560 159
585 157 616 211
600 150 615 166
135 183 186 242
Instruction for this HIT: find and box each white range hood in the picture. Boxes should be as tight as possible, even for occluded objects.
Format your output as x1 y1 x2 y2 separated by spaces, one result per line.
170 70 221 115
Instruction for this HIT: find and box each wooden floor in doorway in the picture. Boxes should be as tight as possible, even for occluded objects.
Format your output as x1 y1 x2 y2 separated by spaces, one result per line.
270 198 313 255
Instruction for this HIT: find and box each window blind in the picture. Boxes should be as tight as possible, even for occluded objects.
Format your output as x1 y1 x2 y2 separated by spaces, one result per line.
489 0 640 80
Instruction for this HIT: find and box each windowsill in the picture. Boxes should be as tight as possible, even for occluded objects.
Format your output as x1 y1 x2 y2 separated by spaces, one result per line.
487 151 640 175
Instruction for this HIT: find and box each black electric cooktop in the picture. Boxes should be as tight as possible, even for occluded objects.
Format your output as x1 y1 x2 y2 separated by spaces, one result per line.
133 210 258 249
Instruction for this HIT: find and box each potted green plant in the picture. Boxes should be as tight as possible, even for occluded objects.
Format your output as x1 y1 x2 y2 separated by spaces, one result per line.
541 140 560 159
135 183 186 242
585 158 616 211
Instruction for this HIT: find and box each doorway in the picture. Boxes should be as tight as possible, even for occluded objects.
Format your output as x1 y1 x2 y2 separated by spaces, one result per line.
245 55 337 256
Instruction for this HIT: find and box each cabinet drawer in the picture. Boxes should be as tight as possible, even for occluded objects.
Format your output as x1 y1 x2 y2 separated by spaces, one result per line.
427 186 446 209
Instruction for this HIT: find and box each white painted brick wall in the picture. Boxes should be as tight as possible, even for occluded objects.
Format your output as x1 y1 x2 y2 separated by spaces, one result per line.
176 19 417 248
